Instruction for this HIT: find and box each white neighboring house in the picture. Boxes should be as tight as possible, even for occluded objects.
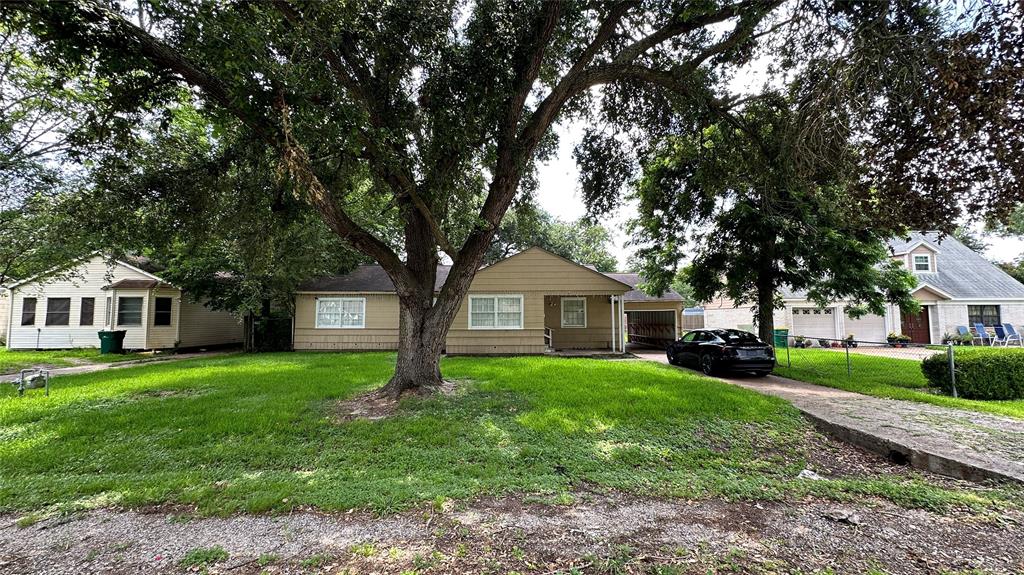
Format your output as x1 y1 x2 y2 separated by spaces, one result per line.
4 254 243 350
0 287 10 342
703 232 1024 344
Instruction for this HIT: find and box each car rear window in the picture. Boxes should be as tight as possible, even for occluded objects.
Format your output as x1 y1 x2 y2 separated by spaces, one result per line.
718 331 762 344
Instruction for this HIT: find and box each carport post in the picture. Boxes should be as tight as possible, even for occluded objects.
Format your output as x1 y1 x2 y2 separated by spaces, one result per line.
947 343 957 398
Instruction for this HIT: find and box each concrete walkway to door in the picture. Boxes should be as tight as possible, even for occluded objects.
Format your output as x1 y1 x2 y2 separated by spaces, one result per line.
629 345 1024 485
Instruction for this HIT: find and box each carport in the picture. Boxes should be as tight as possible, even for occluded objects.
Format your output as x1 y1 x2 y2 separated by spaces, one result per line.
624 309 678 348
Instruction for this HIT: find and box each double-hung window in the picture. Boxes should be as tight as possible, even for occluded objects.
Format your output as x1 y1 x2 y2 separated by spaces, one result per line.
154 297 173 326
469 295 523 329
316 297 365 328
968 305 1000 327
912 254 932 272
561 297 587 328
80 297 95 326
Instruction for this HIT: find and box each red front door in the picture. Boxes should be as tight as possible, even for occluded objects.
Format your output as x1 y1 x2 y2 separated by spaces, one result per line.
901 308 931 344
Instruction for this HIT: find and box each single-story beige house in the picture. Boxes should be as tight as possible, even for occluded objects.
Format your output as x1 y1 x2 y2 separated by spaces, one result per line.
5 254 243 350
295 247 686 354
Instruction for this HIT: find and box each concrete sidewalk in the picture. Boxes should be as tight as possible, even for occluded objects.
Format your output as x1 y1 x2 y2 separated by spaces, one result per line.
1 350 235 383
630 347 1024 484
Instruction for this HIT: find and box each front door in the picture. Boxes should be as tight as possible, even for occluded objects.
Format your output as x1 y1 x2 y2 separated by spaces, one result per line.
901 308 931 344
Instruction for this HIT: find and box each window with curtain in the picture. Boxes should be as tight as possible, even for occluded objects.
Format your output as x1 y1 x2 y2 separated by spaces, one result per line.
80 297 95 326
154 297 173 326
316 297 365 328
21 298 36 326
469 295 523 329
118 297 143 326
968 305 1000 326
45 298 71 326
561 297 586 327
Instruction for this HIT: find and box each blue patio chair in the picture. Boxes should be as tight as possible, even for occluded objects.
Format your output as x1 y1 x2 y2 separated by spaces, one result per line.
956 326 972 345
1002 323 1023 347
993 324 1009 346
973 323 992 346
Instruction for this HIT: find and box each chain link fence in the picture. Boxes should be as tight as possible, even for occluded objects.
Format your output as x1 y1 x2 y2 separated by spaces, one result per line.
772 335 959 397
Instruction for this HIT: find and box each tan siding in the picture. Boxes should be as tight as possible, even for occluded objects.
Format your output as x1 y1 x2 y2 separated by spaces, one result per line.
177 299 243 348
912 286 948 301
446 290 546 354
146 288 181 349
471 248 629 294
7 256 153 349
544 295 614 349
908 245 937 272
294 293 400 350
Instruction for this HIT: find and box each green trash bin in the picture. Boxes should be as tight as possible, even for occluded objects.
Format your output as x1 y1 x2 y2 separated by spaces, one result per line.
772 328 789 348
98 330 127 354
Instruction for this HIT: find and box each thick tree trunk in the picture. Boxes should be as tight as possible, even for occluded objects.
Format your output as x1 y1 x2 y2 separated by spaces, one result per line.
379 301 447 398
755 282 775 343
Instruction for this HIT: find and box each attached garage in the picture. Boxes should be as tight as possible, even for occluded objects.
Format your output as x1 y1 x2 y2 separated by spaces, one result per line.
845 312 887 344
625 310 677 349
791 307 838 339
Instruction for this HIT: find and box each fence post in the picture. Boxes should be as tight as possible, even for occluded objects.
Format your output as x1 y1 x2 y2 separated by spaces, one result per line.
947 343 957 398
786 338 791 368
845 343 851 376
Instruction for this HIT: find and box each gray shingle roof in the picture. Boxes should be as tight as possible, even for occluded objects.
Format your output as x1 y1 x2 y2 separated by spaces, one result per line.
897 231 1024 299
299 265 452 292
781 232 1024 300
602 272 684 302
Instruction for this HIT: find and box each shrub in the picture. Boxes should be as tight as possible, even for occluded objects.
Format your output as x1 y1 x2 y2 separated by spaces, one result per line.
922 348 1024 400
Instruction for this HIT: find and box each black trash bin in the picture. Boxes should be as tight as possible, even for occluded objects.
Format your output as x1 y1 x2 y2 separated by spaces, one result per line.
98 330 127 354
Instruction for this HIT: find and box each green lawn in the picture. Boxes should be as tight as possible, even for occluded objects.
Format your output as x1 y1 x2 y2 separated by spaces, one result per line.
0 353 1013 519
0 347 150 375
773 347 1024 419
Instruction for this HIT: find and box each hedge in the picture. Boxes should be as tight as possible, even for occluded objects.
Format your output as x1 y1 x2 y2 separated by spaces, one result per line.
921 347 1024 400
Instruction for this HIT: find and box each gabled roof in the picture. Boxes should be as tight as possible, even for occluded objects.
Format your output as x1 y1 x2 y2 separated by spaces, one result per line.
299 265 452 293
7 252 167 290
781 232 1024 301
895 231 1024 300
602 272 684 302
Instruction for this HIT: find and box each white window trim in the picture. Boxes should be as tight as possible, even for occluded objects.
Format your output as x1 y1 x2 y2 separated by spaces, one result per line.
560 296 587 328
468 294 524 330
315 296 366 329
912 254 933 273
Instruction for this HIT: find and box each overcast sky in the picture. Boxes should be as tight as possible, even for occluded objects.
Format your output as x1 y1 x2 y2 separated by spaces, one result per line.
533 122 1024 271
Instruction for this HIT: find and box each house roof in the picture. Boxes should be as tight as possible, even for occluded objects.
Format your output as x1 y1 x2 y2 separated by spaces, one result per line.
781 232 1024 301
601 273 684 302
895 231 1024 300
103 279 175 290
298 247 634 294
299 265 452 293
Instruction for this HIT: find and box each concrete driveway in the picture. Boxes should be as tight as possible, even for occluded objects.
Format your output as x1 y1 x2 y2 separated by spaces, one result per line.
628 344 1024 484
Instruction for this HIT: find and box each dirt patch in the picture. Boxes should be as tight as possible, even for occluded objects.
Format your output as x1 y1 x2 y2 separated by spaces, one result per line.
333 379 465 422
3 492 1022 574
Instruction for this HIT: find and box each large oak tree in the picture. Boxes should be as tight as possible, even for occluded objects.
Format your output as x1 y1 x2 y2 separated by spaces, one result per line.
4 1 1020 395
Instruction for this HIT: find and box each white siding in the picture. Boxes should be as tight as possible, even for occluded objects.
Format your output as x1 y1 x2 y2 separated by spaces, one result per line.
0 289 9 344
177 299 243 348
146 287 180 349
7 257 153 349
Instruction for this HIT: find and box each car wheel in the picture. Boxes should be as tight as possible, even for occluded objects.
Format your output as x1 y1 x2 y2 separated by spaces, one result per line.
700 353 716 375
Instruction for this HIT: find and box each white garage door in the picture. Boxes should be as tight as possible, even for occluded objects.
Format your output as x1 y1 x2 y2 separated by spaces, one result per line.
791 308 838 339
845 313 887 344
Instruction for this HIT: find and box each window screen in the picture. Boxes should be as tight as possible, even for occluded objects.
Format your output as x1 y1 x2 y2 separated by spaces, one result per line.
45 298 71 326
118 297 143 326
80 297 95 326
561 297 586 327
154 297 172 326
21 298 36 326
